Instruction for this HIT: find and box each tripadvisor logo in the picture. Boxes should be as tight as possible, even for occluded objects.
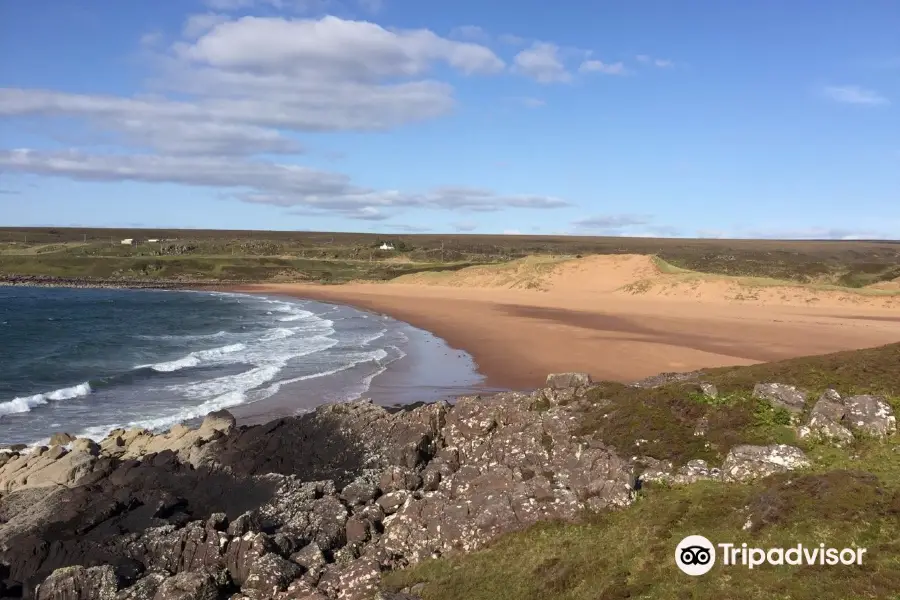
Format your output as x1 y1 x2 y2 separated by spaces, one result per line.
675 535 867 576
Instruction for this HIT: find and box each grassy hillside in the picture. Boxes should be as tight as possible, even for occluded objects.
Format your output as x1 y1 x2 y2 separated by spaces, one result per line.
1 227 899 286
383 343 900 600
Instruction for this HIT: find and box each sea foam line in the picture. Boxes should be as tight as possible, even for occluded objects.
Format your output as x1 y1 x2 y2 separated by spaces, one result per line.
0 382 92 417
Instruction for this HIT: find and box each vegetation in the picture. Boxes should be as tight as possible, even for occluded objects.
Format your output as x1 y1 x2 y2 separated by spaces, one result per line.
1 227 899 286
383 343 900 599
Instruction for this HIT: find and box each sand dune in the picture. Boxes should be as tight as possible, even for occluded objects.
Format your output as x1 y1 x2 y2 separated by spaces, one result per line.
392 254 900 310
235 254 900 390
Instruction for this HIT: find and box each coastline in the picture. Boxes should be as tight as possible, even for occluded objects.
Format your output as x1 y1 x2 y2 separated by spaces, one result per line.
229 282 900 389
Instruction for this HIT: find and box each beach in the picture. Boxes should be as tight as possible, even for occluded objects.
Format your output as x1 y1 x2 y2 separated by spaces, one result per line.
232 255 900 389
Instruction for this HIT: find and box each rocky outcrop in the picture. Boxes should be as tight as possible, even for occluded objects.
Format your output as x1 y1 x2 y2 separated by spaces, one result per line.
1 377 891 599
0 377 633 599
798 390 896 445
753 383 807 416
721 444 810 482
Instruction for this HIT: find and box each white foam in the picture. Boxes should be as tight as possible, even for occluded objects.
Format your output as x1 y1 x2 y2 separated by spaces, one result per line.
0 382 92 417
261 327 297 341
142 343 246 372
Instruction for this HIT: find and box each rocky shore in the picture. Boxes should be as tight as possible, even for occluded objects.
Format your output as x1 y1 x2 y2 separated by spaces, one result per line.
0 373 895 599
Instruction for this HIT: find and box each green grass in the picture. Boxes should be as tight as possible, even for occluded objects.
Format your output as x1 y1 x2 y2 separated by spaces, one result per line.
2 228 900 287
382 343 900 600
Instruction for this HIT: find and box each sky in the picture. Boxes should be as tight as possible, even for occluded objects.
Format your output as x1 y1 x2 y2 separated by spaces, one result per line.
0 0 898 239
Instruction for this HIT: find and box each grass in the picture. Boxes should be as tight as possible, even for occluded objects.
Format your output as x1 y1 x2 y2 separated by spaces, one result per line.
2 228 900 286
382 343 900 599
634 256 900 297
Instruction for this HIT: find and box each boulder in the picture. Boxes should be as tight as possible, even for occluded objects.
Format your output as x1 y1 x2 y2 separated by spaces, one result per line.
48 433 76 446
798 390 854 446
753 383 807 414
243 553 302 596
35 565 119 600
721 444 810 482
844 395 897 438
546 372 592 390
151 571 221 600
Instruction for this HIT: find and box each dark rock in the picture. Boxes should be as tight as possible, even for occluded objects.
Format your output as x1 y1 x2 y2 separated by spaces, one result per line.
377 491 409 515
205 513 228 532
243 553 302 595
340 479 379 506
115 572 167 600
151 571 221 600
35 565 119 600
378 467 422 493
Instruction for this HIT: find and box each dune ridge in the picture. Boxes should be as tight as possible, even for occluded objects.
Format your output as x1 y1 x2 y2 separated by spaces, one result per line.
389 253 900 309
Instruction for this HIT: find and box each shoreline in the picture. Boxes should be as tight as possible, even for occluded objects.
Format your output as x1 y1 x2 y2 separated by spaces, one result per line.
229 282 900 390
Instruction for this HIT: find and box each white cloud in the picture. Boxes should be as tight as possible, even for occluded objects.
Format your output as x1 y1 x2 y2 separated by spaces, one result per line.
513 42 571 83
636 54 674 68
502 229 523 235
0 16 509 154
0 150 569 220
579 59 627 75
572 214 652 229
452 221 477 232
178 16 504 77
518 97 546 108
450 25 490 43
823 85 889 106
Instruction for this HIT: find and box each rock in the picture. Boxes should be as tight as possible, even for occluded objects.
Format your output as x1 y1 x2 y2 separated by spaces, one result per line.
753 383 807 414
546 372 592 390
699 382 718 399
378 391 633 563
629 370 701 389
336 557 382 600
345 516 371 545
72 438 101 456
199 410 236 436
721 444 810 482
243 553 302 596
798 390 854 446
378 467 422 493
844 395 897 438
49 433 76 446
377 491 409 515
674 459 721 484
36 565 119 600
340 479 379 506
376 593 422 600
116 573 167 600
151 571 220 600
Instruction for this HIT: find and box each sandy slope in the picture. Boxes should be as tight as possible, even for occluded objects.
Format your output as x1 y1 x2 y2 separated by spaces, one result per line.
235 255 900 389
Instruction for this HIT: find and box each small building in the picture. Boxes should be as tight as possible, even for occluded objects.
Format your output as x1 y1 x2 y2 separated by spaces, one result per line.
147 239 159 243
379 243 394 250
121 238 134 245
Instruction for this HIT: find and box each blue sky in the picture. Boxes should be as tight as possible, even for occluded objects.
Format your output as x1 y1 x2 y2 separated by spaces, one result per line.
0 0 898 238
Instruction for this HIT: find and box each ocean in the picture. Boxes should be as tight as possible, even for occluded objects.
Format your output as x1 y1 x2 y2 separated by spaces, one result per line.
0 287 484 446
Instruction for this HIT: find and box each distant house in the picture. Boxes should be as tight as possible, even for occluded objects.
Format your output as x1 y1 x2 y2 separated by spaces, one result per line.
121 238 134 245
379 243 394 250
147 239 159 243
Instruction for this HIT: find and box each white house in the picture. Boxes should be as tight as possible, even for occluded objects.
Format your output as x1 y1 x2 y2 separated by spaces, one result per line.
121 238 134 245
147 238 159 243
379 243 394 250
